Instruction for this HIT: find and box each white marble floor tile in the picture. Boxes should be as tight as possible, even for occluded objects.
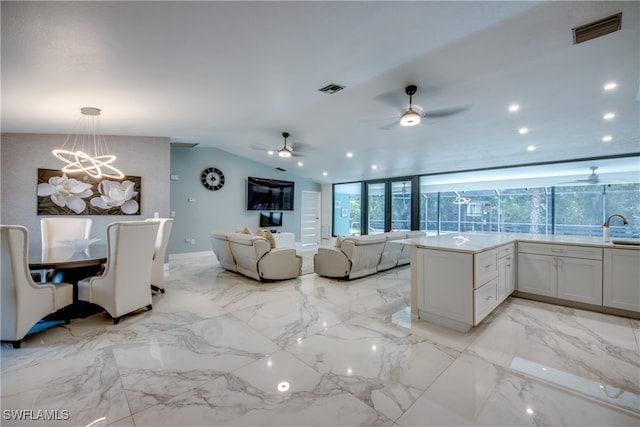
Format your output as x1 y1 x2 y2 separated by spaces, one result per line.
397 352 640 426
2 254 638 427
227 283 356 348
0 347 129 427
285 315 460 421
467 297 640 396
131 350 393 426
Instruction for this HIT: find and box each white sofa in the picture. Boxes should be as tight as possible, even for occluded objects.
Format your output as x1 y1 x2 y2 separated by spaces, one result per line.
314 231 426 280
210 232 302 281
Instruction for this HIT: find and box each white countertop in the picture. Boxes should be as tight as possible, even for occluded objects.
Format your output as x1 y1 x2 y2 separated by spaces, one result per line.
398 232 640 253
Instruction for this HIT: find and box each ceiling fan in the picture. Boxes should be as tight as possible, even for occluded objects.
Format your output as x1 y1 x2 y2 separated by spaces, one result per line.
251 132 310 158
558 166 630 185
373 85 471 130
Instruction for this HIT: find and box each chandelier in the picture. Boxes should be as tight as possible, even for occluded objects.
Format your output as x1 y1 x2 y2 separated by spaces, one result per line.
52 107 124 179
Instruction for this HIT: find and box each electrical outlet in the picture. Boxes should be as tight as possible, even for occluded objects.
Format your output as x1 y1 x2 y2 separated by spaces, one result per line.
185 238 191 243
190 239 196 245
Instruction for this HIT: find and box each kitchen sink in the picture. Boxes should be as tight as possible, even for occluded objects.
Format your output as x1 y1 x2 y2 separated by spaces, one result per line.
611 239 640 246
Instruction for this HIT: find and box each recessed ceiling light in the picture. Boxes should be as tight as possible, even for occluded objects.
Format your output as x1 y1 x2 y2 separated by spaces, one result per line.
509 104 520 112
322 171 328 176
527 145 536 151
371 165 377 170
519 127 529 134
346 152 353 158
268 151 274 156
604 82 617 91
602 135 612 142
297 162 303 166
603 112 615 120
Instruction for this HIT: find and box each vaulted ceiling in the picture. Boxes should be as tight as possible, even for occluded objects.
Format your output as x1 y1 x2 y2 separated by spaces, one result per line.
2 1 639 184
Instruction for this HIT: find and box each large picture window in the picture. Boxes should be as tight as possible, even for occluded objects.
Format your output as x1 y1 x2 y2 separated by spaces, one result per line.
336 163 639 239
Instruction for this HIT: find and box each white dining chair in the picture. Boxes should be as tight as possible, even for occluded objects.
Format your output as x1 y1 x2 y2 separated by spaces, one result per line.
145 218 174 293
77 221 159 325
1 225 74 348
41 217 93 249
39 217 93 282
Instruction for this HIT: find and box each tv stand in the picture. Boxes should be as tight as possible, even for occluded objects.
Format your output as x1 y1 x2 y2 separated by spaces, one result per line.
273 232 295 248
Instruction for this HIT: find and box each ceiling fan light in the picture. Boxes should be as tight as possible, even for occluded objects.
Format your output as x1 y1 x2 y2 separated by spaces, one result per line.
400 109 421 126
278 148 292 158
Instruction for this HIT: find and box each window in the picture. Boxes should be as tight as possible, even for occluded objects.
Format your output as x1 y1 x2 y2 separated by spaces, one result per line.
367 182 386 234
391 180 411 231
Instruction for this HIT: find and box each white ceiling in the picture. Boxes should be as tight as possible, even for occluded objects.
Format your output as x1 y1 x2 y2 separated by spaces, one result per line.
2 1 639 185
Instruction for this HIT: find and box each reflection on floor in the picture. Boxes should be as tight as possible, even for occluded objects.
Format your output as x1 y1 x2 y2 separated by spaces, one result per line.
1 253 639 426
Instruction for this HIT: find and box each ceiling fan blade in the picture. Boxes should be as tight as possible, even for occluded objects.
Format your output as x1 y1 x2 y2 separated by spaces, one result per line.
377 120 399 130
422 105 472 119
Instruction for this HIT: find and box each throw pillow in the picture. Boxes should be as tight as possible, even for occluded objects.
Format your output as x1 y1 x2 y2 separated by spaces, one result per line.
242 227 251 235
264 230 276 249
235 227 244 233
255 229 265 237
335 235 344 248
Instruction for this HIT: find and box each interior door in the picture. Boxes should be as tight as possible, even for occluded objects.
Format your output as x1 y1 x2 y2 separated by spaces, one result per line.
301 191 321 246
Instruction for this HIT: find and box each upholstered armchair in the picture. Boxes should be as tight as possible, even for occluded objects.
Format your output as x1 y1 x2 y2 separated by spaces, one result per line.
77 221 159 325
145 218 174 293
1 225 74 348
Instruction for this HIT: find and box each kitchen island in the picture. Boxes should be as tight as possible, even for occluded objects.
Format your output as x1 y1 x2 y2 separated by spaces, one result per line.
400 232 639 332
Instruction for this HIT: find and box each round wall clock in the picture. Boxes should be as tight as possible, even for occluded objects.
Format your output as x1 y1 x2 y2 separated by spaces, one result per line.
201 167 225 191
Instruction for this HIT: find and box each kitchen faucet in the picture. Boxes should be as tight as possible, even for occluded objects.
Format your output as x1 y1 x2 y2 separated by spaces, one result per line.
602 214 629 242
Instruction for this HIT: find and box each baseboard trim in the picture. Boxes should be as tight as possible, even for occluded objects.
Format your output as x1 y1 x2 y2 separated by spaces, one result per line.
169 251 212 261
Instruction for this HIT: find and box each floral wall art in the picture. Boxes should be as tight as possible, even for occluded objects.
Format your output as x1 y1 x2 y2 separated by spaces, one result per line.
37 168 141 215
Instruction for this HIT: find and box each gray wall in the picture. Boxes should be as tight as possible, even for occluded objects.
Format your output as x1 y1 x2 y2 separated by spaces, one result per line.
170 146 321 254
1 133 170 250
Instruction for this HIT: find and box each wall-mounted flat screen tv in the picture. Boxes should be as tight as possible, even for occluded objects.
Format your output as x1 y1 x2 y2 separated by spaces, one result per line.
259 211 283 228
247 177 294 211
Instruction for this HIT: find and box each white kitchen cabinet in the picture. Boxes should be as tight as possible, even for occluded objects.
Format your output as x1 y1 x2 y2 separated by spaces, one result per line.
517 243 602 305
497 244 515 302
417 248 473 327
416 244 513 332
603 248 640 312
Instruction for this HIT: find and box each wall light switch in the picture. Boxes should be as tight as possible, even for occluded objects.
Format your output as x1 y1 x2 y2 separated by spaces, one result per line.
170 211 176 217
170 174 179 181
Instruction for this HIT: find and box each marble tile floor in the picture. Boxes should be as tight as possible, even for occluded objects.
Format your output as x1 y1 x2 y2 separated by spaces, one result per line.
1 253 639 427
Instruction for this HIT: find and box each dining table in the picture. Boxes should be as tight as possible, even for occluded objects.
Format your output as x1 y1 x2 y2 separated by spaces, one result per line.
29 244 108 317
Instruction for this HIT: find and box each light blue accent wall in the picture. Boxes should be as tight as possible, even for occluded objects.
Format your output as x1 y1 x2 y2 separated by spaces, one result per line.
169 146 320 254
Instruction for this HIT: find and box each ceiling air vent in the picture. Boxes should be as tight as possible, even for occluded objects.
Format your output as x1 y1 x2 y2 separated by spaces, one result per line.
318 83 345 94
572 13 622 44
276 167 286 172
170 142 199 148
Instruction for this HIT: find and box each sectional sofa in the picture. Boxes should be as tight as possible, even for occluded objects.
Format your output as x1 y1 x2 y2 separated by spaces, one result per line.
210 231 302 281
314 231 426 279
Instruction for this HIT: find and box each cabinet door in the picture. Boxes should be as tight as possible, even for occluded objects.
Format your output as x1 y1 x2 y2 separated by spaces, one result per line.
603 249 640 312
417 249 473 324
556 257 602 305
498 254 515 302
517 253 556 297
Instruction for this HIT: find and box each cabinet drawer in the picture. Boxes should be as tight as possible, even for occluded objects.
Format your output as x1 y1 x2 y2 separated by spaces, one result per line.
474 277 498 324
497 243 514 258
518 242 602 260
475 249 498 287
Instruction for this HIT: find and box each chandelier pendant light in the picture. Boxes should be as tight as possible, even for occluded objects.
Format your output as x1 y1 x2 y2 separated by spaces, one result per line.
52 107 124 179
